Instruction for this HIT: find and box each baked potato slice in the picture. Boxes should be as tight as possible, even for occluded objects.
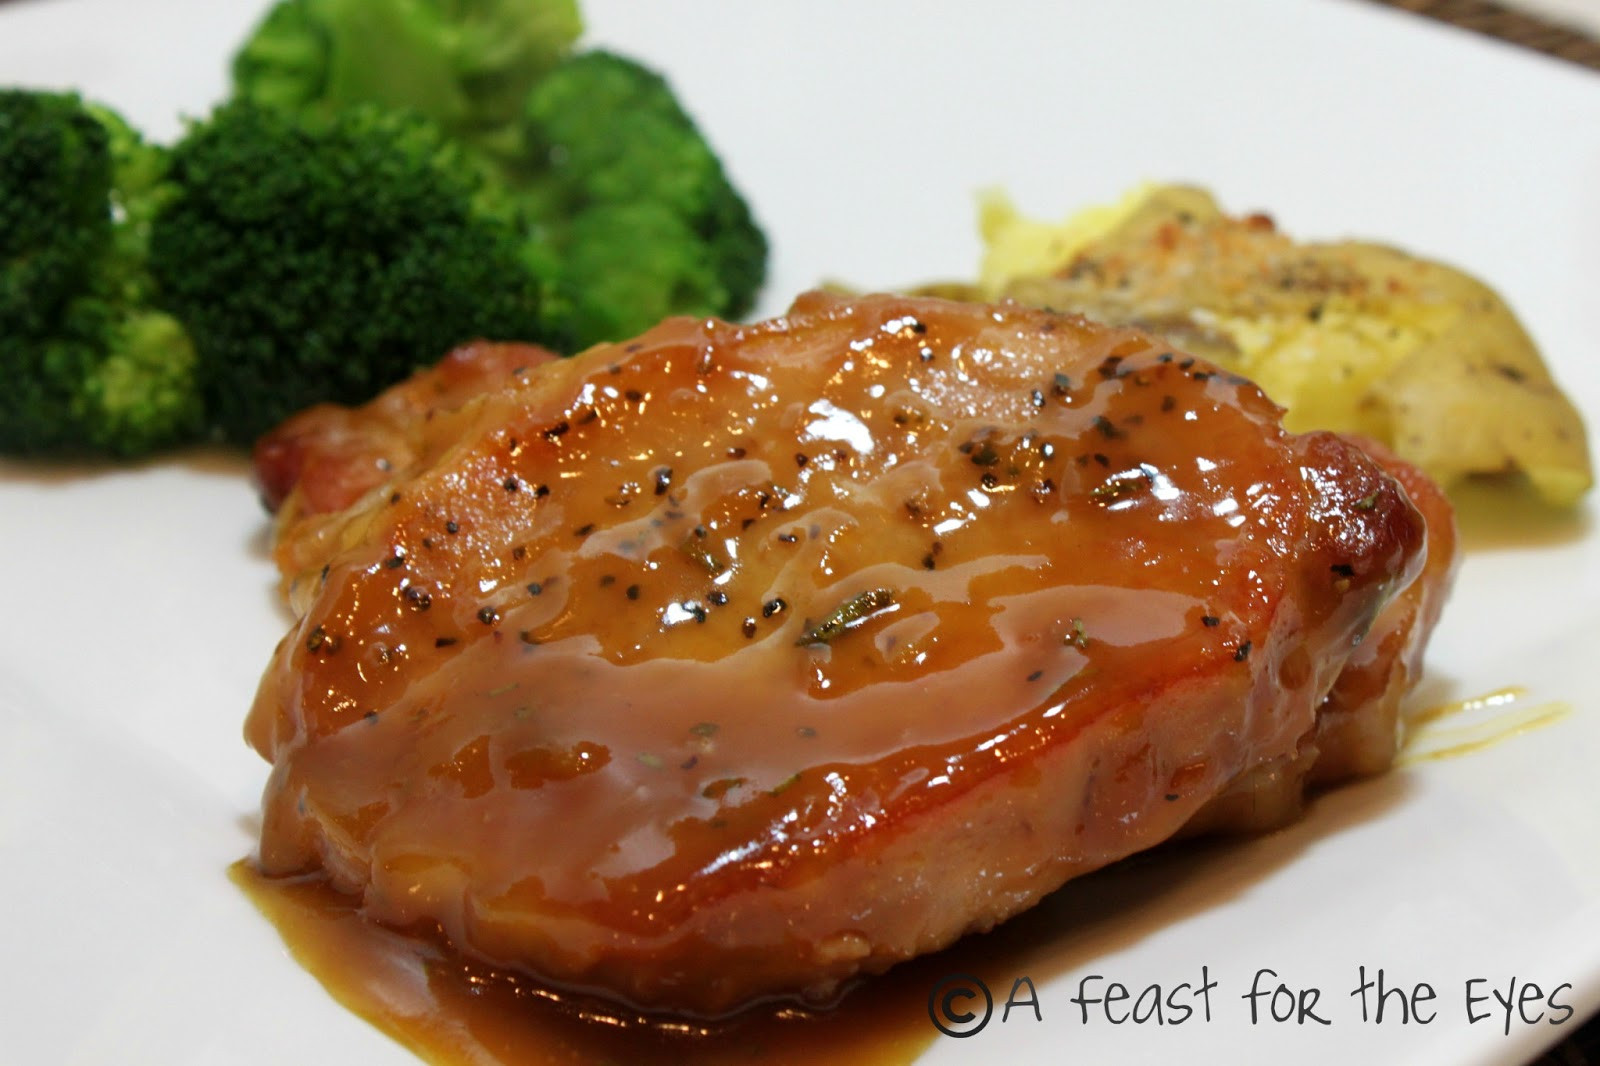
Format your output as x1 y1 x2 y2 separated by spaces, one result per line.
974 184 1590 506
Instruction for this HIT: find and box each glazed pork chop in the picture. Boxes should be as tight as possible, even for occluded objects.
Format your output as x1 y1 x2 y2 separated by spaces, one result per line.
246 292 1455 1015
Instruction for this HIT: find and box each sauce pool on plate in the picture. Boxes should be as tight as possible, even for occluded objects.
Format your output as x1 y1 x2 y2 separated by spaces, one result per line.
230 860 940 1065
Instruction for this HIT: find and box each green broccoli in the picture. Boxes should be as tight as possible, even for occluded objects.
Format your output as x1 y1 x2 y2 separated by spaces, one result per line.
230 4 768 352
149 100 556 444
516 50 768 347
0 90 202 457
231 0 583 160
4 4 771 458
0 90 106 328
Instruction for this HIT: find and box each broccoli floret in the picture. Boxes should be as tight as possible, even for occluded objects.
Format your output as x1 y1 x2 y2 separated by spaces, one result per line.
231 5 769 353
516 51 768 347
149 101 555 443
232 0 582 159
0 90 110 334
7 10 771 458
0 90 202 457
79 310 203 455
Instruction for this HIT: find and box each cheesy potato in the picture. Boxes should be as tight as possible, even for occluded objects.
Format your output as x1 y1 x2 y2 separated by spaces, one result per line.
967 184 1591 507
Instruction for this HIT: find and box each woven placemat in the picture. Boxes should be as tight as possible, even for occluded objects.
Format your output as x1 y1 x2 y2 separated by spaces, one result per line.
1365 0 1600 69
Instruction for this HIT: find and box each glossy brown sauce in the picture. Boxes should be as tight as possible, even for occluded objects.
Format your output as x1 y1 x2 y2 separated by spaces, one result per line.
1446 477 1590 552
242 294 1446 1015
232 859 942 1065
1399 685 1572 764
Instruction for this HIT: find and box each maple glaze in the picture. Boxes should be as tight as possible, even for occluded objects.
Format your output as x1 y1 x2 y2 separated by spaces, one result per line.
246 292 1444 1014
232 859 939 1065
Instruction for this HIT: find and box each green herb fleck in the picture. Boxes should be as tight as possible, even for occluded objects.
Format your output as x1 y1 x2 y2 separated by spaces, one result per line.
796 588 898 646
681 538 723 575
700 777 746 800
1090 472 1150 503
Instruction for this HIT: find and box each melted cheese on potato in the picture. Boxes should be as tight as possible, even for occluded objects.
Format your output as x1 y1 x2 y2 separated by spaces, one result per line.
975 184 1591 507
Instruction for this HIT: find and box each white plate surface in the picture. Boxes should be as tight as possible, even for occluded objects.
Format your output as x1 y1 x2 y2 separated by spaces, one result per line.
2 1 1599 1063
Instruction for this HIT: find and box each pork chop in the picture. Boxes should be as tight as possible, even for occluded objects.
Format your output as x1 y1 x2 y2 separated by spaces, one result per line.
246 291 1455 1015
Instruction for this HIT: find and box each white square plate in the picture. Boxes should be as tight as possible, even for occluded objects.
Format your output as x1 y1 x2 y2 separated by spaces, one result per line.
2 1 1598 1063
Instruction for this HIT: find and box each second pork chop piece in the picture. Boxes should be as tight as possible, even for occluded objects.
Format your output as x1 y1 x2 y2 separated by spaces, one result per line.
247 291 1452 1015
